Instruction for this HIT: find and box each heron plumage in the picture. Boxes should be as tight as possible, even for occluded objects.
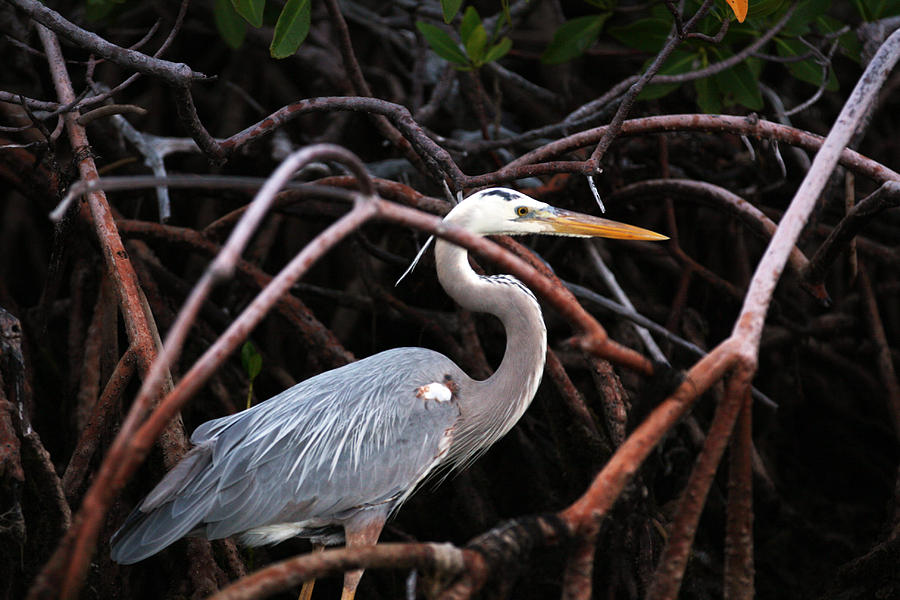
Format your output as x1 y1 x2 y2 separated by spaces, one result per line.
110 188 666 599
111 348 462 564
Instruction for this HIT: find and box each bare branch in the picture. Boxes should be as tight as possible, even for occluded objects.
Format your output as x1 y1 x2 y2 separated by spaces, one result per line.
732 27 900 355
8 0 205 86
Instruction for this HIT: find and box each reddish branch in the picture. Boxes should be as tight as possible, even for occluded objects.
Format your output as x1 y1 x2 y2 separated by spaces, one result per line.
209 542 465 600
561 537 597 600
0 396 24 483
218 96 463 186
544 350 604 443
610 178 829 301
858 267 900 439
28 24 200 600
200 176 448 240
724 390 755 600
562 341 739 538
322 0 428 175
493 114 900 188
588 0 715 166
646 368 753 600
118 219 354 369
803 180 900 288
60 350 136 501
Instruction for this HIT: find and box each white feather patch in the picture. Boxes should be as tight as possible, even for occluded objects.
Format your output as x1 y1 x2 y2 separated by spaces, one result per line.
416 382 452 403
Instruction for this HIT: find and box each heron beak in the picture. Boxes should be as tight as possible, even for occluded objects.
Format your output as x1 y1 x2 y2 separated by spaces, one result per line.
533 208 669 241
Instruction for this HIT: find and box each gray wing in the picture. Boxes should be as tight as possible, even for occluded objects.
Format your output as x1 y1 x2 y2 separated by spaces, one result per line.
110 348 462 564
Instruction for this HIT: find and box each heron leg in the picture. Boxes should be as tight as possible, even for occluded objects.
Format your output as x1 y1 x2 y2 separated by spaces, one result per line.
340 514 386 600
298 544 325 600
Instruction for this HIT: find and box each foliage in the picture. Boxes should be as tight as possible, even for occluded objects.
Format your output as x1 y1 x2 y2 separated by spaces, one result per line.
212 0 312 58
440 0 464 23
417 6 512 71
84 0 312 57
269 0 312 59
851 0 900 21
538 0 900 113
542 14 612 64
214 0 246 49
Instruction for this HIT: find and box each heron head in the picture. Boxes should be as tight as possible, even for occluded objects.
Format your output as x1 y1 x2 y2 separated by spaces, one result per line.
448 187 668 241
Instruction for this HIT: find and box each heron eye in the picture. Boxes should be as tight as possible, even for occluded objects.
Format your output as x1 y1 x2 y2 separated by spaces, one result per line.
515 206 529 217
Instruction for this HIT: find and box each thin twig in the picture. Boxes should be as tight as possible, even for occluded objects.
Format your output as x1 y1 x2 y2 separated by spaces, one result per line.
588 0 715 165
803 180 900 287
585 241 668 364
8 0 205 86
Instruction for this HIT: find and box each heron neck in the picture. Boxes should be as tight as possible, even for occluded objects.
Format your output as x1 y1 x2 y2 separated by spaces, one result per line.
434 238 547 456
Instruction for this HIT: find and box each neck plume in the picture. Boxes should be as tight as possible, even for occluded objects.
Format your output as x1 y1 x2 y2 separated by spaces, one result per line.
433 237 547 467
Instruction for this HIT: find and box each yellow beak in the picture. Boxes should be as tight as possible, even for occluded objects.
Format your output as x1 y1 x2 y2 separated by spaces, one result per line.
534 208 668 241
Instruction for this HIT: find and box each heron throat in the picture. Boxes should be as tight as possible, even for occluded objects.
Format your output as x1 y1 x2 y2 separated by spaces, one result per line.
433 237 547 468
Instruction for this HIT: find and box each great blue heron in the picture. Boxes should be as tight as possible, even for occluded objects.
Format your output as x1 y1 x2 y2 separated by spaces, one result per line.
110 188 667 599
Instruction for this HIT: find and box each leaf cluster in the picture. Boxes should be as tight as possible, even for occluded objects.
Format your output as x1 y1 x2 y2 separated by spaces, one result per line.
536 0 899 113
214 0 311 59
417 4 512 71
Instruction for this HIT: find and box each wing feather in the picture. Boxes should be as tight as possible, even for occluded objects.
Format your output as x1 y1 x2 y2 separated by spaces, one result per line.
110 347 464 563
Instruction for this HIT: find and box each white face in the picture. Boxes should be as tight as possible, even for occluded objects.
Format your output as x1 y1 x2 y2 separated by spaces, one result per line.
443 187 668 241
445 188 553 236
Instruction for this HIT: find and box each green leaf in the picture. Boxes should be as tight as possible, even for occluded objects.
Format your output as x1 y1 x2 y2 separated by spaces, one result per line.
585 0 617 8
484 36 512 63
774 37 838 91
465 25 488 64
270 0 311 58
241 341 262 380
500 0 512 27
416 22 470 66
874 0 900 19
639 50 696 100
694 76 723 113
541 14 610 64
849 0 900 20
746 0 789 20
816 15 861 61
711 54 763 110
782 0 831 35
215 0 247 49
85 1 118 21
441 0 463 24
231 0 266 28
460 7 481 45
608 17 671 53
